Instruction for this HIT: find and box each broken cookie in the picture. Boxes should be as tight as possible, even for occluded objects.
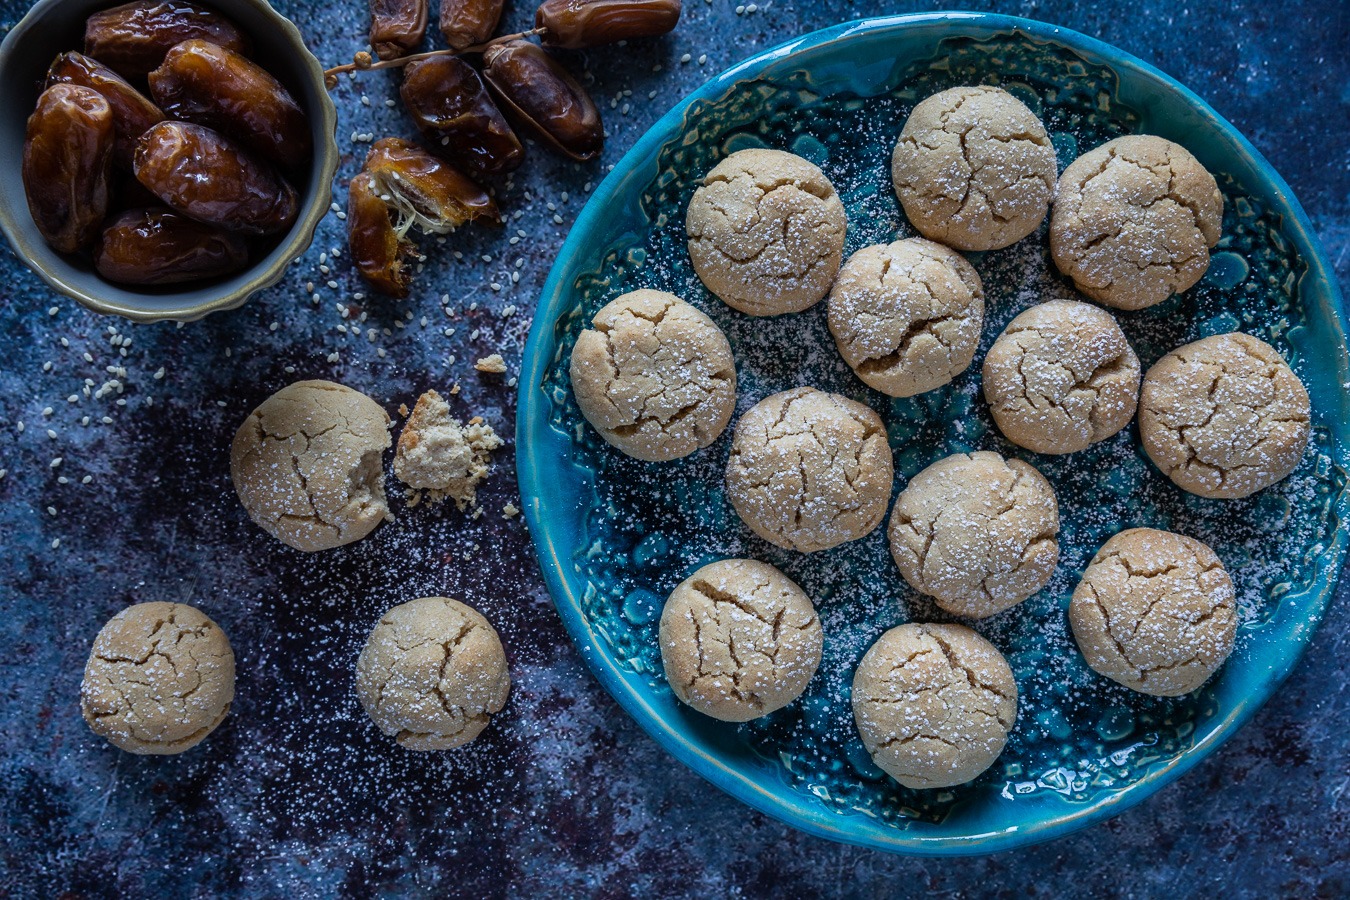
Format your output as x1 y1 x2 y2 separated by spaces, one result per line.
659 558 823 722
394 389 502 510
1070 527 1236 696
230 380 391 552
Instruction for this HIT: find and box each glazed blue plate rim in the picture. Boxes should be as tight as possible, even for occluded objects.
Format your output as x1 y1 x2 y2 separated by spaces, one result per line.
516 11 1350 855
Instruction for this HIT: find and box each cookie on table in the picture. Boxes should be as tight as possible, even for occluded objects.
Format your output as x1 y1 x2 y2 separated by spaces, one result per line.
686 148 848 316
570 289 736 462
1070 528 1237 696
1050 135 1223 310
982 299 1141 455
1138 332 1310 499
889 451 1059 619
230 380 391 552
356 597 510 751
81 602 235 755
891 85 1057 251
852 623 1017 789
827 237 985 398
659 559 823 722
726 387 893 553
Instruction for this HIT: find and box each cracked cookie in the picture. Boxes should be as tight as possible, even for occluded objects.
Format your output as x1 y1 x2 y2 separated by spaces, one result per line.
1050 134 1223 310
726 387 893 553
570 289 737 461
889 451 1059 618
827 237 985 398
686 148 848 316
231 380 392 552
395 389 502 509
1138 332 1310 498
891 86 1057 252
659 559 823 722
81 602 235 755
356 597 511 751
852 622 1017 789
983 299 1141 455
1069 527 1236 696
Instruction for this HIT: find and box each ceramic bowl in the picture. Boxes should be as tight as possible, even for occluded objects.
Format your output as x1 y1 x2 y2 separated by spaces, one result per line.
516 13 1350 855
0 0 338 322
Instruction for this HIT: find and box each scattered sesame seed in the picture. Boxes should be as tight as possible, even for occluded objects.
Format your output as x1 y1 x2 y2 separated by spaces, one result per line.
51 539 60 549
154 367 165 380
82 475 92 484
49 458 61 468
48 306 59 316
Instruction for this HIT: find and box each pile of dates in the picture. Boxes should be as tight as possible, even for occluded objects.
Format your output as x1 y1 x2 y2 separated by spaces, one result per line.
21 0 311 287
350 0 681 296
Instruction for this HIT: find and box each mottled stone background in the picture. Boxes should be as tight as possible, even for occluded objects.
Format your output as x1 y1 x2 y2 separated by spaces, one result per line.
0 0 1346 897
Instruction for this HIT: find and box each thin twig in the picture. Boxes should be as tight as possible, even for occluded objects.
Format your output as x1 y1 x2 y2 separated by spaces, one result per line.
323 29 546 87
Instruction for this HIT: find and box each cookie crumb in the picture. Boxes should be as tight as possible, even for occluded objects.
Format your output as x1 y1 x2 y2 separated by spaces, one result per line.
394 390 503 510
474 354 507 374
502 502 520 519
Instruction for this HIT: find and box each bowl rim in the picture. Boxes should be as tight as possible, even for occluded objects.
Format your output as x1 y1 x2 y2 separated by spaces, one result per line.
0 0 338 323
516 11 1350 855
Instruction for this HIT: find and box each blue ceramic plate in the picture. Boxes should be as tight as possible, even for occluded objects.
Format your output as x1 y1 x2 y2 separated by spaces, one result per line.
516 13 1350 855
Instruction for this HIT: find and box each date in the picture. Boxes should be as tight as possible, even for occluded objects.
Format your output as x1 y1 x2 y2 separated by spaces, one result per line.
348 170 417 297
134 121 298 235
46 51 164 171
399 55 523 177
23 84 115 254
363 137 501 231
370 0 427 60
537 0 681 49
96 206 249 284
482 40 603 161
85 0 247 79
439 0 503 51
149 39 311 170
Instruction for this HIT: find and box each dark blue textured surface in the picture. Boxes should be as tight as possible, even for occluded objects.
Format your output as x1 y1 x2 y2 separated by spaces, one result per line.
0 0 1346 896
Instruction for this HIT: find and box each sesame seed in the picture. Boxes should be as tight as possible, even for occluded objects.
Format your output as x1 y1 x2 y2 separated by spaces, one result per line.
154 367 165 380
48 306 58 316
51 539 60 549
50 458 61 468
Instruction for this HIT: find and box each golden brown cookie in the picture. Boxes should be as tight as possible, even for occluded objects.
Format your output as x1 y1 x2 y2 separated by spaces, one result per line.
686 148 848 316
982 300 1141 455
726 387 893 553
889 451 1059 618
355 597 511 751
570 289 737 461
1139 333 1310 498
81 602 235 755
1050 135 1223 310
891 86 1057 251
659 559 822 722
230 380 391 551
852 623 1017 789
1069 528 1236 696
827 238 985 398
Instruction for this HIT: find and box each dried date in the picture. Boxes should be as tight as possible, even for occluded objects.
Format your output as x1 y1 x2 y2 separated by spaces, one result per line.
370 0 427 61
96 206 249 284
482 40 603 161
348 170 416 297
23 84 115 254
84 0 247 79
149 39 311 170
46 51 164 171
536 0 681 49
399 55 523 177
134 121 298 235
439 0 503 51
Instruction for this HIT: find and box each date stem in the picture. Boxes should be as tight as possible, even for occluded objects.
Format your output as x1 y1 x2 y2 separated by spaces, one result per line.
323 29 545 87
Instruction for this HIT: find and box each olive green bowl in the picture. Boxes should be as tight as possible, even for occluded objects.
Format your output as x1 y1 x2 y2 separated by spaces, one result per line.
0 0 338 322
